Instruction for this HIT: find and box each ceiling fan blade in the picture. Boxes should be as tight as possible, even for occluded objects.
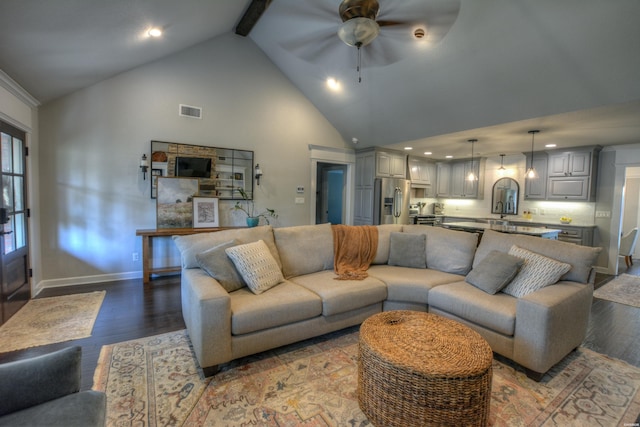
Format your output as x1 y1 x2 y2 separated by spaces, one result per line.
275 0 336 25
280 28 343 64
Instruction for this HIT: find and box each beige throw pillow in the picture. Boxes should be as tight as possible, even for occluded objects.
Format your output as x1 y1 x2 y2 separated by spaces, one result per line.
225 240 284 295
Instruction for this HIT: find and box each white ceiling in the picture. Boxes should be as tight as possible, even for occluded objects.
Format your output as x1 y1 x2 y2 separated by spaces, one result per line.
1 0 640 159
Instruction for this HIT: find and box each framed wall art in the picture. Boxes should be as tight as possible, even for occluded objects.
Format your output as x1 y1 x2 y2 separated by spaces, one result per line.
193 197 219 228
156 177 199 228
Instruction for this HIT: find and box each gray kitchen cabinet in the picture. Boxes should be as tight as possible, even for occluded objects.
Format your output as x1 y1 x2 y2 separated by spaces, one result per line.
354 148 407 224
548 150 591 177
436 163 451 197
408 156 436 197
524 153 548 200
436 159 485 199
546 147 600 201
376 150 406 178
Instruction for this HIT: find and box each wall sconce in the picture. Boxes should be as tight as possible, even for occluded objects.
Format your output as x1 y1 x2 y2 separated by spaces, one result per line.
255 163 263 186
140 154 149 180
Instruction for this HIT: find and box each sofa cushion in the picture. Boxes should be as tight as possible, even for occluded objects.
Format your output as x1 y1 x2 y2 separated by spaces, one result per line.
428 281 517 336
402 225 478 275
372 224 404 265
273 223 334 279
502 245 572 297
230 281 322 335
225 240 284 295
473 229 600 283
368 265 464 304
290 270 387 316
388 232 426 268
173 225 281 269
195 240 245 293
465 250 524 294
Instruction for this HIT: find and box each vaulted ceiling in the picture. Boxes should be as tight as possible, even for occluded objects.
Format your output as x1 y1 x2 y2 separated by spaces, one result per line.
1 0 639 159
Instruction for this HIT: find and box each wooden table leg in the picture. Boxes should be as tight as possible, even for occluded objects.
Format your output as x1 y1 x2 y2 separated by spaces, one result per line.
141 235 150 284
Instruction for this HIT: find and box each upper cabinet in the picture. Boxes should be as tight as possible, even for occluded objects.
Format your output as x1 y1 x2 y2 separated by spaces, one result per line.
436 158 485 199
408 156 436 197
375 150 406 178
524 153 548 200
524 146 601 202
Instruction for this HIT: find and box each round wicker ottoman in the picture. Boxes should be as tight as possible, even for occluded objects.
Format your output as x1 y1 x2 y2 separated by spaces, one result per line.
358 311 493 427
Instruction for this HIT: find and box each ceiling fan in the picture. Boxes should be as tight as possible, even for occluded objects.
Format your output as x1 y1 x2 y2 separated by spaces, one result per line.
279 0 461 81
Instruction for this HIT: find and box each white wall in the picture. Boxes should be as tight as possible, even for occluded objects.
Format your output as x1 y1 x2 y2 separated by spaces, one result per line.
37 33 347 287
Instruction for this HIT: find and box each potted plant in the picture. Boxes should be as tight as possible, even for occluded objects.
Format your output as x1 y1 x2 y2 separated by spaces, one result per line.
232 187 277 227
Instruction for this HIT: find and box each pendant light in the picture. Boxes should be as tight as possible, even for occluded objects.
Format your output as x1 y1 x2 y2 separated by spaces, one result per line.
526 130 539 179
467 139 478 181
498 154 506 177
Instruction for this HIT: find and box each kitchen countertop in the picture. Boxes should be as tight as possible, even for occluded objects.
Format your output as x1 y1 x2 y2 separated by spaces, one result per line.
443 216 596 228
441 221 562 238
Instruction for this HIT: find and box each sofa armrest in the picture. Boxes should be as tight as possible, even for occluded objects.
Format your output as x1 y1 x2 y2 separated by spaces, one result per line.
514 282 593 375
181 268 232 370
0 346 81 416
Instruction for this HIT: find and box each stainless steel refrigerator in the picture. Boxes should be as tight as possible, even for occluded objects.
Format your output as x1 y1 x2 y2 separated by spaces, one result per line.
373 178 411 225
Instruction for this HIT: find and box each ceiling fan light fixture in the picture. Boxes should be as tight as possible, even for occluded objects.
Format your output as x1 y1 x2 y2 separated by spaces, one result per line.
337 17 380 47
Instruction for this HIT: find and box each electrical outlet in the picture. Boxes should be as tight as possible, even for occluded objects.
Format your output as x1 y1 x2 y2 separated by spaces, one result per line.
297 186 304 193
530 208 538 215
540 209 545 215
132 252 139 262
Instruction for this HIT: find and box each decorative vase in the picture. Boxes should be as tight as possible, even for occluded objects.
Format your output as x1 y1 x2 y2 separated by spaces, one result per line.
246 217 259 228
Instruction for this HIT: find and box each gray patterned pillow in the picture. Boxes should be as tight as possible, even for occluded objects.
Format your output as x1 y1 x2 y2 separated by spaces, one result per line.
502 245 571 298
225 240 284 294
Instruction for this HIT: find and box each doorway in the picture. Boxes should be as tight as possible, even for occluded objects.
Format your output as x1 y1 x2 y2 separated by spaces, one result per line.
316 163 347 224
0 120 30 325
619 167 640 273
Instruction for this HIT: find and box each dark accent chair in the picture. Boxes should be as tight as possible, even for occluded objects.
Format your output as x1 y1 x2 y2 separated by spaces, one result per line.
0 346 106 426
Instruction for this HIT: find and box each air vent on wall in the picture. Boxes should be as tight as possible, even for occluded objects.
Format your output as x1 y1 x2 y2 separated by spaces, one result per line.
179 104 202 119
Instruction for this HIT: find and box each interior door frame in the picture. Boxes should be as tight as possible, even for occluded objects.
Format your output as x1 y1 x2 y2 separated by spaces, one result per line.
309 145 355 226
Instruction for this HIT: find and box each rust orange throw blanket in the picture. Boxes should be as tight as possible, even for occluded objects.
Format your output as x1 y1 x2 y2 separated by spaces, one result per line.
332 225 378 280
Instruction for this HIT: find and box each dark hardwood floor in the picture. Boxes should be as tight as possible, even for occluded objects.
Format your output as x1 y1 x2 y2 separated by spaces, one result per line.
1 263 639 391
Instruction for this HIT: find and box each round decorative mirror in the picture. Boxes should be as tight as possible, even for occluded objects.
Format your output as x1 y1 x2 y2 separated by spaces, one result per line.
492 178 519 216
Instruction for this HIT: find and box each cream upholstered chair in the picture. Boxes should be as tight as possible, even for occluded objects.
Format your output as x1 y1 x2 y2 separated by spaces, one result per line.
619 227 639 268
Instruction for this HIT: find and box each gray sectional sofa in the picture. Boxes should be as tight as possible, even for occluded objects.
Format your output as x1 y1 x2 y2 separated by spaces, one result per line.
174 223 601 380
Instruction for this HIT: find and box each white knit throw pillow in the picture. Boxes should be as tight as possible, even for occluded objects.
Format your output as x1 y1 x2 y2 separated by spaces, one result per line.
225 240 284 294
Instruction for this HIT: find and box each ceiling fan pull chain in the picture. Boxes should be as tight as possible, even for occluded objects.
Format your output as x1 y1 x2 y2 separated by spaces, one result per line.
357 44 362 83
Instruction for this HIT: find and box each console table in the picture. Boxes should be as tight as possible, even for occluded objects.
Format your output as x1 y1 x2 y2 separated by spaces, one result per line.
136 227 237 284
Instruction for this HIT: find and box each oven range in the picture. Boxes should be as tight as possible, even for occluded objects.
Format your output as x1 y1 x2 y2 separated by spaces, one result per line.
410 215 442 226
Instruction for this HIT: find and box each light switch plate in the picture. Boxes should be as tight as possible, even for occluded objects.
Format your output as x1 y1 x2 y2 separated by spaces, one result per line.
295 197 304 204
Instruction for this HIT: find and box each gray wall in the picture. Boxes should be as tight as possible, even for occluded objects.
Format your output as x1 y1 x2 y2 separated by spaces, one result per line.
37 33 347 285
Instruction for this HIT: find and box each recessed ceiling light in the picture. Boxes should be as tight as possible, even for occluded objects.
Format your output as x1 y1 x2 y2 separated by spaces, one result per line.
413 28 426 39
545 144 557 148
326 77 341 91
445 155 453 159
352 137 359 144
424 151 432 155
404 147 413 150
147 27 163 38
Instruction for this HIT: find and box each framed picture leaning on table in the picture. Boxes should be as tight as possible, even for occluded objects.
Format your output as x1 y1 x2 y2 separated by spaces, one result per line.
193 197 219 228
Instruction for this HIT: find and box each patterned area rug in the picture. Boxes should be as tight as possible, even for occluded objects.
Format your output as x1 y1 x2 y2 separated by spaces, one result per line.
94 328 640 426
594 273 640 308
0 291 105 353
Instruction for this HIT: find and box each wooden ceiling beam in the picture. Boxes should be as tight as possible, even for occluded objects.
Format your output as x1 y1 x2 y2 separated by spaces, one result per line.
235 0 273 37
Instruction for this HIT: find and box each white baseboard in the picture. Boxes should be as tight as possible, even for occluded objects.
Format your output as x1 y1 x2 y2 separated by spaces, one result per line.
34 271 142 296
